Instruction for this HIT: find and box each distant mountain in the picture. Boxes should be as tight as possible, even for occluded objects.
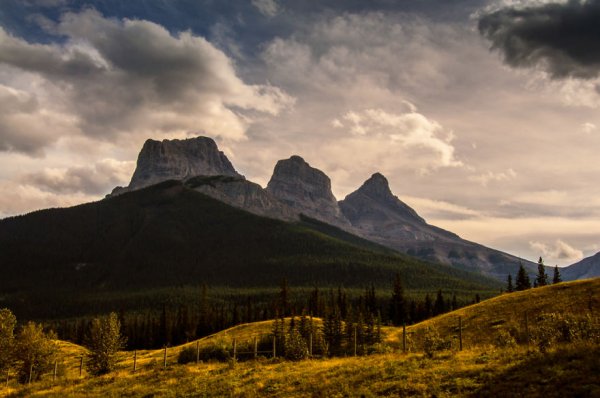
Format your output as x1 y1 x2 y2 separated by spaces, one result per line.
103 136 540 281
339 173 539 280
0 180 500 319
266 156 350 229
562 252 600 281
111 137 241 195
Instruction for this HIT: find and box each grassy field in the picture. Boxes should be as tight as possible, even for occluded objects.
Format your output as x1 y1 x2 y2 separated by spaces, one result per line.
3 279 599 397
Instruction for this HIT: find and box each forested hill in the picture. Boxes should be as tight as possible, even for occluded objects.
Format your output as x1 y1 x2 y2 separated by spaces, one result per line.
0 179 498 295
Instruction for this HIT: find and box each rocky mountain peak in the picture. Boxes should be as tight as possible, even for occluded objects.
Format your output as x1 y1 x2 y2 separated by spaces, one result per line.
266 155 350 228
340 173 425 225
357 172 395 201
116 136 242 194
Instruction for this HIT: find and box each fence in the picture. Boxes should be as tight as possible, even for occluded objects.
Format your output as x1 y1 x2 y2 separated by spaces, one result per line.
4 311 598 389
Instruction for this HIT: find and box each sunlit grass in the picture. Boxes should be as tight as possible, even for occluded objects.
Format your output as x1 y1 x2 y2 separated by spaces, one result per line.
3 278 598 397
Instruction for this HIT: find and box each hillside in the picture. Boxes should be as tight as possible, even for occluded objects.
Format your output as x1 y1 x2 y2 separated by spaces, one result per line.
0 179 499 319
3 279 598 398
563 252 600 281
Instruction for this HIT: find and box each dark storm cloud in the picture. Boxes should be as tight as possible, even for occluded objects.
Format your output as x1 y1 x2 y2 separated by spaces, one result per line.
479 0 600 79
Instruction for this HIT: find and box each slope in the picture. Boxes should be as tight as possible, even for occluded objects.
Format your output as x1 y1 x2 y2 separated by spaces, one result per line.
0 180 499 316
562 252 600 281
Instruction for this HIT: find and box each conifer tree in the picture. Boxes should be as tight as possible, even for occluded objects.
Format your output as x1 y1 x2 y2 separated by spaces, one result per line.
279 278 290 316
535 257 548 287
507 274 514 293
434 290 445 315
515 263 531 291
389 273 407 326
552 265 562 284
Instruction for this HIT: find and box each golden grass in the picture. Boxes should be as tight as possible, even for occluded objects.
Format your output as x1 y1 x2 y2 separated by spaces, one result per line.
2 278 598 397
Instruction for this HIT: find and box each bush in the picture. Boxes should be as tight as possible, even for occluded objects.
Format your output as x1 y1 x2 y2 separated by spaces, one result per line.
422 327 450 358
284 329 309 361
177 346 197 364
530 313 600 353
494 328 517 348
197 341 230 362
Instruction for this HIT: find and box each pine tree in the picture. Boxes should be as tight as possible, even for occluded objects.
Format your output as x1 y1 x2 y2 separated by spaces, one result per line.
535 257 548 287
279 278 290 316
389 273 407 326
507 274 514 293
85 312 126 375
552 265 562 284
434 290 445 315
515 263 531 291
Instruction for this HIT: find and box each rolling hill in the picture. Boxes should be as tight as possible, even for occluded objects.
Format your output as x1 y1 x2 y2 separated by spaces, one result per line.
4 279 598 398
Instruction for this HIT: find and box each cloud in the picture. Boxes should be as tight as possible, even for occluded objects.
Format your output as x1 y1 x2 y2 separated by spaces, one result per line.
0 9 293 155
23 159 134 195
336 107 462 169
252 0 279 17
478 0 600 79
402 195 482 220
469 168 516 186
529 239 584 262
582 122 597 134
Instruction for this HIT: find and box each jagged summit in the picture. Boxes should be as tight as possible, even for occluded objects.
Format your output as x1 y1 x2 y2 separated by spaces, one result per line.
111 136 241 195
266 155 350 228
341 172 425 224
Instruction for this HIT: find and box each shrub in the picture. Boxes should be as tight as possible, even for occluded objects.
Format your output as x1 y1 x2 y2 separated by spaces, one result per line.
422 327 450 358
177 346 197 364
15 322 57 383
284 329 309 361
494 328 517 348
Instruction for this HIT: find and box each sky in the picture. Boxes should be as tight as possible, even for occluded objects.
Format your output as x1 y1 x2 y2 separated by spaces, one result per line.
0 0 599 266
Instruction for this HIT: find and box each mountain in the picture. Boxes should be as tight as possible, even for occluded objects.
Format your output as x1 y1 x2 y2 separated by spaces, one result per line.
0 180 499 319
562 252 600 280
266 156 351 229
105 136 539 281
339 173 539 280
111 136 241 195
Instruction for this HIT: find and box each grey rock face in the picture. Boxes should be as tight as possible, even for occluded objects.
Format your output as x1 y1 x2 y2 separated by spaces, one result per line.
562 252 600 280
266 156 350 228
340 173 538 280
185 176 298 222
126 137 241 192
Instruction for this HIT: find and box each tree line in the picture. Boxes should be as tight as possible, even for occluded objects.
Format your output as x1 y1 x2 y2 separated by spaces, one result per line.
506 257 562 292
48 275 475 350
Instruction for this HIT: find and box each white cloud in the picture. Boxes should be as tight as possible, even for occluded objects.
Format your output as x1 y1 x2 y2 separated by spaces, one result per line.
469 168 517 187
582 122 597 134
339 107 462 169
529 239 584 263
252 0 279 17
0 9 293 155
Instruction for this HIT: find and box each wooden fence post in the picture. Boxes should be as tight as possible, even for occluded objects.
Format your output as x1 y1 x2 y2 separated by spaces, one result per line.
163 346 167 368
5 369 9 387
196 341 200 364
79 356 83 377
53 360 58 381
28 362 33 385
272 336 276 358
458 317 463 351
133 350 137 373
402 323 407 354
254 337 258 359
233 338 237 362
353 325 357 356
309 333 313 358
